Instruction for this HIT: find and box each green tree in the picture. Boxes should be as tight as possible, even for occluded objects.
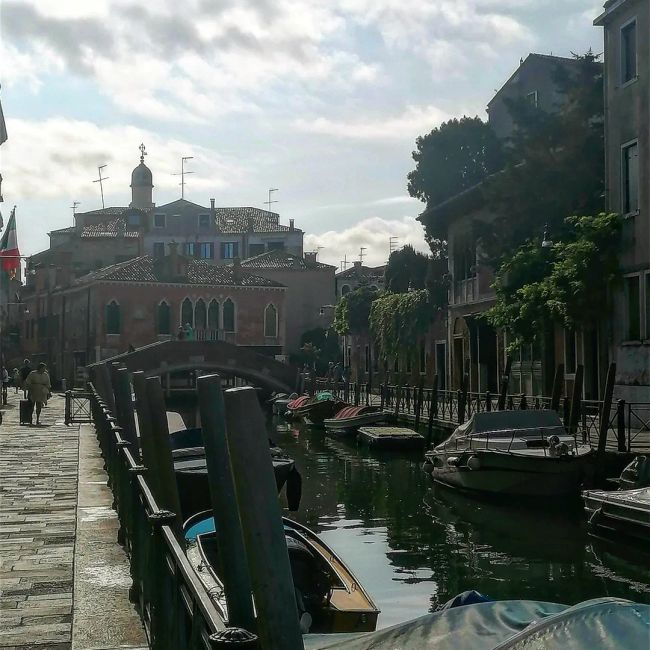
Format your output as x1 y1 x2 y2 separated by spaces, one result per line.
384 245 429 293
486 213 622 349
291 327 341 374
333 287 375 336
407 116 503 216
480 52 604 265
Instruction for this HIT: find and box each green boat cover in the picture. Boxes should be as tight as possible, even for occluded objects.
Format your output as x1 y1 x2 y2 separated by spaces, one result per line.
304 598 649 649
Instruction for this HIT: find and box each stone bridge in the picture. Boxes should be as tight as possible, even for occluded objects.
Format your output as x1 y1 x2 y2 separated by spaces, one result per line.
90 340 300 394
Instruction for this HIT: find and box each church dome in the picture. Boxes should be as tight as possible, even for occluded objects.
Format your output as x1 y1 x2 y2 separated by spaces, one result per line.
131 161 153 187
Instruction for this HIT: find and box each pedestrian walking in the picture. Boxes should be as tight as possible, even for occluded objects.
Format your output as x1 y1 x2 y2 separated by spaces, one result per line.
19 359 31 398
25 363 51 426
177 326 186 340
1 366 8 405
12 368 19 393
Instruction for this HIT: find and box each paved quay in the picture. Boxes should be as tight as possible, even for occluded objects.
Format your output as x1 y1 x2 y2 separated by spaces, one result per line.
0 392 147 650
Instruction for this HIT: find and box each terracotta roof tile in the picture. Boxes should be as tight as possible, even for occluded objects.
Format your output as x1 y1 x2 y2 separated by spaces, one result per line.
241 250 334 270
215 207 301 233
81 217 140 239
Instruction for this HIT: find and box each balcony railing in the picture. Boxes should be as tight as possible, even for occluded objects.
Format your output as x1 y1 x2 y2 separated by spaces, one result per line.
453 277 477 304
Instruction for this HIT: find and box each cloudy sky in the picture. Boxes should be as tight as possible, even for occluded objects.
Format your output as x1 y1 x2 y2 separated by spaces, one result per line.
1 0 603 267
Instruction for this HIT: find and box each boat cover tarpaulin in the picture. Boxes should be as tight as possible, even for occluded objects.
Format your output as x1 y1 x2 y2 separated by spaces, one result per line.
304 598 649 649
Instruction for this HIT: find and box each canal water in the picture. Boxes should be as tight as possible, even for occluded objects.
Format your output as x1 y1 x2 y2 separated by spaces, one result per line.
271 417 650 630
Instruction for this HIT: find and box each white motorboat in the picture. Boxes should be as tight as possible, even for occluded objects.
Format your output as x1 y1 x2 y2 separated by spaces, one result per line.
422 410 595 497
583 455 650 543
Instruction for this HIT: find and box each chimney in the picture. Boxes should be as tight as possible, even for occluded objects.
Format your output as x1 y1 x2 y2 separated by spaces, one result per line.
232 257 242 283
210 198 216 223
289 218 295 232
304 251 317 264
353 260 362 269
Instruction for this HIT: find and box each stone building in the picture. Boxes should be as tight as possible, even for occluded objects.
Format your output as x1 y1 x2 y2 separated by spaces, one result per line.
20 247 286 382
595 0 649 401
419 54 600 396
335 262 385 298
240 250 336 354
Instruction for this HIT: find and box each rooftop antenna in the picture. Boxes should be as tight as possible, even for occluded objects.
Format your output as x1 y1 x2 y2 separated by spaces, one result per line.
71 201 80 224
340 254 348 272
172 155 194 199
93 165 108 210
389 236 399 256
359 246 367 264
264 188 279 212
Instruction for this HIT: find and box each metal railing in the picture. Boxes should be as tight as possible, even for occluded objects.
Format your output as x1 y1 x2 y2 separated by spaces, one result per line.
88 384 229 649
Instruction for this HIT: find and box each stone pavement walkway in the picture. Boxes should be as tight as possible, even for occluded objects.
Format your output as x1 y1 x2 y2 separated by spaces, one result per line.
0 392 147 649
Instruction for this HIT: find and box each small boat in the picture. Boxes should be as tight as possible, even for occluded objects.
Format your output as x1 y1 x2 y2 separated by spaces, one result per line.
324 405 389 436
284 395 312 420
170 427 301 517
184 510 380 634
358 425 425 450
422 410 594 497
271 393 297 416
583 456 650 543
294 392 344 426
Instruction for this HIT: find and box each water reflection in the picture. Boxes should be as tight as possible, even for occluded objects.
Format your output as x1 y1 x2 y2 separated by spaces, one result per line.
273 418 650 629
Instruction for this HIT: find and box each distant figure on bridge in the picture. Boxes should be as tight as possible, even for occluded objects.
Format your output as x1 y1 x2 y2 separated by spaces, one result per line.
183 323 195 340
333 362 343 382
25 363 51 426
177 326 185 340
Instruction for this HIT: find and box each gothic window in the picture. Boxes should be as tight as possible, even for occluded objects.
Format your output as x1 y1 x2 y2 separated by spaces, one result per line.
195 299 207 329
181 298 193 327
106 301 121 335
264 303 278 338
157 301 171 335
208 300 219 330
223 298 235 332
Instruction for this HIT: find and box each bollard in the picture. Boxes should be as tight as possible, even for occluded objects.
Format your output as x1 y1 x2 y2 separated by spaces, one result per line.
197 375 256 632
224 387 304 650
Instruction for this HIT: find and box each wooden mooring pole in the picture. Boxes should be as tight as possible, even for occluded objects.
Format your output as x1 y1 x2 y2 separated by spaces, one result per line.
497 357 512 411
197 374 255 632
550 363 564 411
224 387 304 650
597 363 617 465
568 364 584 436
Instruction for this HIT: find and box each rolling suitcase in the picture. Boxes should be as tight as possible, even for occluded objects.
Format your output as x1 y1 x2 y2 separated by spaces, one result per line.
20 399 34 425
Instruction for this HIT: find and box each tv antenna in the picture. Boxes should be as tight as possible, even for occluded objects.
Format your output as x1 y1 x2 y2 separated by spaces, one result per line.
340 254 349 272
389 236 399 255
71 201 80 223
359 247 367 264
264 188 279 212
93 165 108 209
172 156 194 199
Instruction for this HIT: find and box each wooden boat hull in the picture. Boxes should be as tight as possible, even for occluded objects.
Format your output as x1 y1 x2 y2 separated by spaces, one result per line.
424 449 595 497
296 400 343 425
324 411 389 436
184 511 380 634
583 487 650 543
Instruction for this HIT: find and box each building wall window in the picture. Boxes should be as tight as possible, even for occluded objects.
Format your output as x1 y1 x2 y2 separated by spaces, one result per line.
264 303 278 338
185 242 197 257
624 274 641 340
198 214 210 229
419 342 426 374
526 90 538 107
221 242 239 259
199 242 214 259
106 300 121 335
223 298 235 332
157 301 171 335
181 298 193 327
267 241 285 251
154 213 166 229
208 300 219 330
153 242 165 259
622 141 639 214
621 19 637 84
436 342 446 389
341 284 351 296
195 299 207 330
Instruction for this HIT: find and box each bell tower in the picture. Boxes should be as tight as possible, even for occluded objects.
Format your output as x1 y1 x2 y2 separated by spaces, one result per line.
130 143 154 209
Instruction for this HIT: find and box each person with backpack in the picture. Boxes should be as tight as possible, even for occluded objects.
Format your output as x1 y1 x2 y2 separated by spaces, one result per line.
19 359 31 398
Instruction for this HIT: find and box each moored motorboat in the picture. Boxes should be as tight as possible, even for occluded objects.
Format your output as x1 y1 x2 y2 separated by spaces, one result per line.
324 405 390 436
422 410 594 497
583 456 650 543
184 510 380 634
284 395 312 420
170 427 301 517
293 392 344 426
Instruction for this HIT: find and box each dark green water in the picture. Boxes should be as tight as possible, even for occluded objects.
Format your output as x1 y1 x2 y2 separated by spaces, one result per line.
271 418 650 630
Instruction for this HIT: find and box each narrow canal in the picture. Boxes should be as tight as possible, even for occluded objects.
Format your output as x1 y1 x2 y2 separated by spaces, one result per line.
271 417 650 630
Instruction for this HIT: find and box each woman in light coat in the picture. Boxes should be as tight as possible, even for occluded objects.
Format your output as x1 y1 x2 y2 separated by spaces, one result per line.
25 363 51 425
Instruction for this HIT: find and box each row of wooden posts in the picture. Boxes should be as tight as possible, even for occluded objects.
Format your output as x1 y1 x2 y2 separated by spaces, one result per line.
90 362 310 649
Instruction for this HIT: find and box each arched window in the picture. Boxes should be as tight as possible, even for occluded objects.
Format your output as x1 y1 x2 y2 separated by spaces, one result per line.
157 301 171 335
264 303 278 338
195 299 207 330
223 298 235 332
181 298 193 327
208 300 219 330
106 301 121 335
341 284 351 296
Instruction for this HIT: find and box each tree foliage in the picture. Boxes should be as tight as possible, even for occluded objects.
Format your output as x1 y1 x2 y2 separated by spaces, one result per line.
407 116 503 210
384 245 429 293
333 287 376 336
480 52 604 265
369 289 432 361
486 213 622 349
290 327 341 373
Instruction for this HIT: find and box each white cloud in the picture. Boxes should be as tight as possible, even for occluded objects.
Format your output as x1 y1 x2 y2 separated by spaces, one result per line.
305 216 429 268
294 104 454 140
1 118 241 201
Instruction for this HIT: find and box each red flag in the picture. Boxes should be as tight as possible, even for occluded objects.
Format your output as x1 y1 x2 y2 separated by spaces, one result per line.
0 207 19 278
